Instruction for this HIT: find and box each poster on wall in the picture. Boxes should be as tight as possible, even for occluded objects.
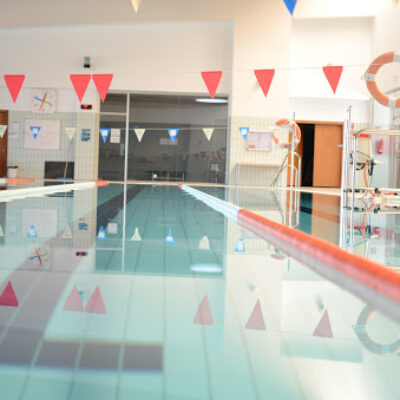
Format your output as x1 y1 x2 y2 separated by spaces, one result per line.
24 120 60 150
81 129 91 142
110 129 121 144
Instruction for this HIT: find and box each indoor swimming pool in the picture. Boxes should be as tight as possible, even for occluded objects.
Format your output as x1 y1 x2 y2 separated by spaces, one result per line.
0 183 399 400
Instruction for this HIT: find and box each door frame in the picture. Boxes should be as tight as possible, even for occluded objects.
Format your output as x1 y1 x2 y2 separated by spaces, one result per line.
0 110 8 178
287 120 344 187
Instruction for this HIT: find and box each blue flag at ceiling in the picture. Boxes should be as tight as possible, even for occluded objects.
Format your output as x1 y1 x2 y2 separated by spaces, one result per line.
283 0 297 15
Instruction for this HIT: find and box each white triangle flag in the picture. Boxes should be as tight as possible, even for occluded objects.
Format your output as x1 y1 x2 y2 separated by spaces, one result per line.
135 128 146 143
0 225 4 237
0 125 7 139
198 235 210 250
131 227 142 241
62 226 73 239
203 128 214 142
65 127 76 142
131 0 142 13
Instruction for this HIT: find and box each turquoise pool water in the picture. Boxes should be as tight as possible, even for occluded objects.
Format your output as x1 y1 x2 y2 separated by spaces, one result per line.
0 183 399 400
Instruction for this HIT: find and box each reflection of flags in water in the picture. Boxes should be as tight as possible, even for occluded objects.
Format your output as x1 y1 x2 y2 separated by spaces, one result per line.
245 300 266 331
97 226 107 240
64 286 106 314
193 295 214 325
27 225 38 238
0 282 19 307
313 310 333 338
198 235 210 250
165 228 175 246
131 227 142 241
235 237 245 253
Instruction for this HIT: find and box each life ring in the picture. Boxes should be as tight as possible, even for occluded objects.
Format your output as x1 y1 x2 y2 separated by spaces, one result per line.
354 306 400 356
273 119 301 149
365 51 400 108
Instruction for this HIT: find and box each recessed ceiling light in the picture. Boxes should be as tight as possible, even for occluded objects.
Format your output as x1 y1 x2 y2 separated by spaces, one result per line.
191 264 223 273
196 98 228 104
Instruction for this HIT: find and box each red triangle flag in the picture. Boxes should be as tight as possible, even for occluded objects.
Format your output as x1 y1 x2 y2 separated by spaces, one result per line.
254 69 275 97
4 75 25 103
313 310 333 338
85 287 106 314
323 66 343 94
245 300 266 331
193 295 214 325
201 71 223 99
0 281 19 307
70 74 91 102
63 286 84 312
92 74 114 103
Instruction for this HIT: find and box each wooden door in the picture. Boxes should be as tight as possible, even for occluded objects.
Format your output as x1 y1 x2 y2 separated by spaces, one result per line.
313 124 342 187
0 111 8 177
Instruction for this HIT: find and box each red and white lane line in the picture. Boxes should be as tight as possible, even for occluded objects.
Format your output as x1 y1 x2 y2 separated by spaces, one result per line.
0 178 36 185
0 180 109 200
180 184 400 307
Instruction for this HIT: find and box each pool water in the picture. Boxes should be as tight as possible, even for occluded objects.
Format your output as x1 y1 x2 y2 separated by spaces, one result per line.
0 183 399 400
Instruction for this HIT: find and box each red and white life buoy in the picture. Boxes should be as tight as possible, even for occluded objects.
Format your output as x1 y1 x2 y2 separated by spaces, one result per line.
273 119 301 149
365 51 400 108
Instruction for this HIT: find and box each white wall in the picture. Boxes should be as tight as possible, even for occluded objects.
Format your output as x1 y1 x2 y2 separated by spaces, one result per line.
290 17 372 123
294 0 378 19
0 21 233 95
372 0 400 93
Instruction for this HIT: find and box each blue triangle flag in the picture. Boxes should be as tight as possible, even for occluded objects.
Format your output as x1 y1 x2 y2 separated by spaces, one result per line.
165 228 176 246
97 226 107 240
283 0 297 15
100 128 110 143
27 225 38 238
235 238 245 253
168 129 179 143
239 127 250 140
30 126 41 140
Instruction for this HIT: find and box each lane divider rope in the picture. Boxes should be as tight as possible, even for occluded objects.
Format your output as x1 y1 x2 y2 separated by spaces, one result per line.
180 184 400 305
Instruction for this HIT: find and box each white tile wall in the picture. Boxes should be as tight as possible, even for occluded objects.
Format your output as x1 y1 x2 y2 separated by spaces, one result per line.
7 111 99 180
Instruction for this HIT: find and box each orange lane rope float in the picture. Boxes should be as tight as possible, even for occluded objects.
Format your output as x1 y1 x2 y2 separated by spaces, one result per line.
365 51 400 108
273 119 301 149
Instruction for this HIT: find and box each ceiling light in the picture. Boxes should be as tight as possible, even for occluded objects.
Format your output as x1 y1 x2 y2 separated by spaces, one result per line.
195 98 228 104
191 264 223 273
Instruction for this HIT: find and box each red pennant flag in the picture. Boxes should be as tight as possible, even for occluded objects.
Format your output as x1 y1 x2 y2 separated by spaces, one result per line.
63 286 84 312
201 71 223 99
92 74 114 103
254 69 275 97
313 310 333 338
70 74 91 102
4 75 25 103
0 282 19 307
245 300 266 331
85 287 106 314
322 66 343 94
193 295 214 325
